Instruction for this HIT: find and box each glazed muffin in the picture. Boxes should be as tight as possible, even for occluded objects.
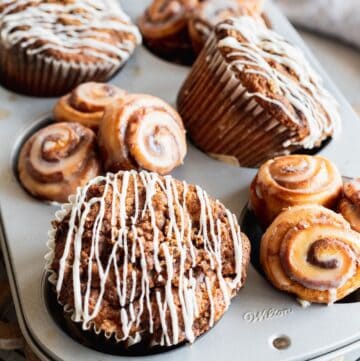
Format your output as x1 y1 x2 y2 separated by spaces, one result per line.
46 171 251 347
250 155 343 227
339 178 360 232
138 0 198 65
54 82 127 131
18 122 101 203
261 205 360 304
188 0 264 54
0 0 141 97
177 16 341 167
98 94 187 175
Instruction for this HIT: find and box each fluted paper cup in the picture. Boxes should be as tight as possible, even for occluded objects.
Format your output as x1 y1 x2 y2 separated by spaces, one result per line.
0 45 118 97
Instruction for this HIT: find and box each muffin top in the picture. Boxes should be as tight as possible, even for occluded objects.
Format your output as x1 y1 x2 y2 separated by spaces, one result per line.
47 170 250 346
0 0 141 64
215 16 341 149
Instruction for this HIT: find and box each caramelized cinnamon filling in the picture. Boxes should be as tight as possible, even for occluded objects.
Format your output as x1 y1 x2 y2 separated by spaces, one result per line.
306 238 346 270
41 133 80 162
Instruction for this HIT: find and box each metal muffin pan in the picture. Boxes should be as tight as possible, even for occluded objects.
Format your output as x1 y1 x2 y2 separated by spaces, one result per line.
1 1 360 360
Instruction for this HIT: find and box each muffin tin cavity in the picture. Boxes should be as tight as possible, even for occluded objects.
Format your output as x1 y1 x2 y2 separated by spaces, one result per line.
239 205 360 304
292 137 331 158
42 273 185 357
142 42 196 67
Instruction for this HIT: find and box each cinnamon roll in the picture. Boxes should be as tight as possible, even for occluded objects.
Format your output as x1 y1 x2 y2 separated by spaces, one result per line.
188 0 264 54
250 155 343 227
98 94 187 174
260 205 360 304
54 82 126 131
138 0 198 64
339 178 360 232
18 122 101 203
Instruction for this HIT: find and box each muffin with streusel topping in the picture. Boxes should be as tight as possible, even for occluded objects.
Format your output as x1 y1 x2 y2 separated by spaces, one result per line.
46 170 250 348
178 16 341 167
0 0 141 96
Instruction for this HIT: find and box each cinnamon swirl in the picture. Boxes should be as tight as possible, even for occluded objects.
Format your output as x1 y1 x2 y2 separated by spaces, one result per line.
250 155 343 227
54 82 126 131
18 122 101 203
98 94 187 174
260 205 360 304
339 178 360 232
138 0 198 64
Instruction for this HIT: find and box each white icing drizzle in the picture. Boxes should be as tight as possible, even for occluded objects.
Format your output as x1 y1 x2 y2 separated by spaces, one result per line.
297 298 311 308
0 0 141 65
217 16 341 149
54 171 243 346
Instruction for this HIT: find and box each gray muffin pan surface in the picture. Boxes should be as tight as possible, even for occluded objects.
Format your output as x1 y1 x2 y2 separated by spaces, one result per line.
1 1 360 360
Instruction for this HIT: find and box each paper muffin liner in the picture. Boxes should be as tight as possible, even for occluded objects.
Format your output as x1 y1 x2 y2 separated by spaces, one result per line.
0 44 120 97
177 35 301 167
45 197 74 282
45 196 115 339
44 195 153 347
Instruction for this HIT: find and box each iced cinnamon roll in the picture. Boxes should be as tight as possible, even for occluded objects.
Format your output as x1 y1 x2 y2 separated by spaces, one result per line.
250 155 343 227
339 178 360 232
138 0 198 64
18 122 101 203
261 205 360 304
98 94 187 174
188 0 264 54
54 82 126 131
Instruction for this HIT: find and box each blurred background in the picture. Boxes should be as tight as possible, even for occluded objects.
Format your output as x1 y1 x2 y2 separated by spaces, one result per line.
276 0 360 117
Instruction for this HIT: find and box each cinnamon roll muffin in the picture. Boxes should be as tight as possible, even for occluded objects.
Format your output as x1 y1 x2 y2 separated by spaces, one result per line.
138 0 198 65
188 0 264 54
339 178 360 232
98 94 187 175
0 0 141 96
250 155 343 227
54 82 126 131
261 205 360 304
46 171 251 347
18 122 101 203
177 16 341 167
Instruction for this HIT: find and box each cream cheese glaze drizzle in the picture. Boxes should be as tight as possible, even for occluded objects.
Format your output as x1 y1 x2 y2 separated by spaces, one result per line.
0 0 141 65
217 16 341 149
51 171 243 346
